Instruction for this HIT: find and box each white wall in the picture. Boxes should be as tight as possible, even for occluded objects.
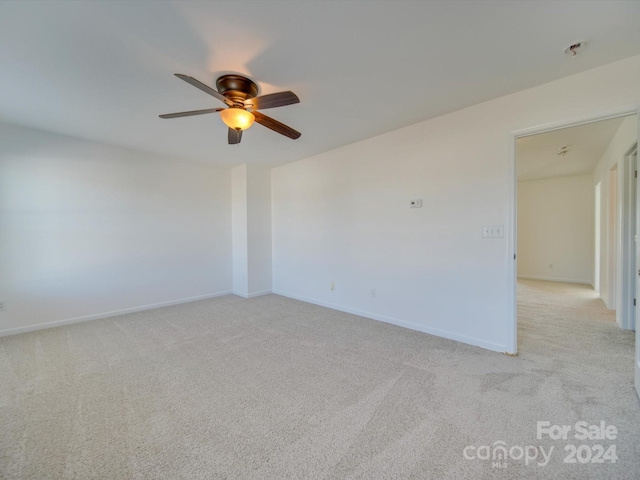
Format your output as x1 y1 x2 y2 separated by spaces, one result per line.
592 115 638 311
0 123 232 335
231 164 272 297
232 165 248 295
272 54 640 353
246 166 272 296
517 175 594 284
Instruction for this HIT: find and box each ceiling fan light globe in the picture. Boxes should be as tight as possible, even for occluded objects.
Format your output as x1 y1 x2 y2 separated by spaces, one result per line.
220 108 255 131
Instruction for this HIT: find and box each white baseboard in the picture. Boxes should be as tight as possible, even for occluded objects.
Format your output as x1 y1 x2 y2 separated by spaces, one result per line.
3 288 507 354
248 290 272 298
232 290 272 299
0 291 233 337
272 290 506 353
517 275 592 286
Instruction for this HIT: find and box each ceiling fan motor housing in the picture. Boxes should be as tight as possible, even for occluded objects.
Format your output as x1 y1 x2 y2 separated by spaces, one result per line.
216 75 259 104
160 72 301 143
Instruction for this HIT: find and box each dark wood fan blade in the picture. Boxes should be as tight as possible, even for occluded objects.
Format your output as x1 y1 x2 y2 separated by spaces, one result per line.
228 128 242 145
174 74 232 106
244 91 299 110
253 111 301 139
159 108 223 119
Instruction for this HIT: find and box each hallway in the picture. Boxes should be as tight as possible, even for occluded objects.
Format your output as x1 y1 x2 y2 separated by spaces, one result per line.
518 279 632 368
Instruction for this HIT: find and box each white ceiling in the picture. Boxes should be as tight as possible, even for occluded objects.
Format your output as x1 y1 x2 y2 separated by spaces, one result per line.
1 1 639 167
516 115 629 181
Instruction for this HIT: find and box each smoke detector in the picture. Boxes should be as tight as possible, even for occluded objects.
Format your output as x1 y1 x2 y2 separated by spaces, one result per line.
557 146 571 157
564 41 588 57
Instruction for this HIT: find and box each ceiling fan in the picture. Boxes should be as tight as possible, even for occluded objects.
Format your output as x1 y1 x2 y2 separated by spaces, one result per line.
160 74 301 145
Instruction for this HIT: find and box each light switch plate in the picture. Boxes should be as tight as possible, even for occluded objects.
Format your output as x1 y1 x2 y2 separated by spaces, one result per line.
483 225 504 238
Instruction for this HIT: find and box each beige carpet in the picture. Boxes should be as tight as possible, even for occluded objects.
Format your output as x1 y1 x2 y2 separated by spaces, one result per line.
1 280 638 479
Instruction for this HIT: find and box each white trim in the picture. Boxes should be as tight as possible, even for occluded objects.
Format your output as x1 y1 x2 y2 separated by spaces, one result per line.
0 291 233 337
248 290 272 298
273 290 507 353
233 290 272 299
508 106 640 357
636 118 640 399
620 143 638 330
517 275 593 285
506 130 518 355
633 119 640 396
511 109 638 139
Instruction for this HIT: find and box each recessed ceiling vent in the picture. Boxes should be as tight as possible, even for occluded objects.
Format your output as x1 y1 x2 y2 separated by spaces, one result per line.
564 41 588 56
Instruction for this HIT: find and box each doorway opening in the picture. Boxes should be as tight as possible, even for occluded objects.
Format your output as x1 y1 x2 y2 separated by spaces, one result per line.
511 111 638 356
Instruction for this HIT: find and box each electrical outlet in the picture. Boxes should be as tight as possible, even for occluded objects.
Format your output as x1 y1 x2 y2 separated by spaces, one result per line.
330 281 335 291
410 199 422 208
370 289 376 297
0 301 5 311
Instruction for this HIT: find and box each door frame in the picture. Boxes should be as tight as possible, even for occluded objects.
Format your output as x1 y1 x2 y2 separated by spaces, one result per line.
609 165 618 313
620 143 638 330
594 181 602 293
506 106 639 355
635 147 640 399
